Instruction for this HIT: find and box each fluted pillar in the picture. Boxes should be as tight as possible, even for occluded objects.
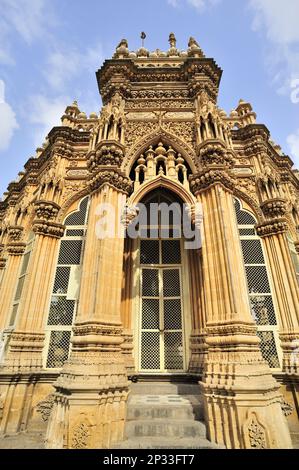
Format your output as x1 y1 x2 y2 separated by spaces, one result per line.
0 230 26 331
45 169 132 449
256 200 299 375
190 163 292 449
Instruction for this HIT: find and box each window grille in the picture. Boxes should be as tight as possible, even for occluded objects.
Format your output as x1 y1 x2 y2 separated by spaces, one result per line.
44 196 89 369
234 199 281 369
9 232 35 327
139 238 185 372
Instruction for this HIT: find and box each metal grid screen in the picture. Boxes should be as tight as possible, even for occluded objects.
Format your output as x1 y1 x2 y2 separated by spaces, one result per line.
44 196 89 368
234 199 281 369
139 239 184 372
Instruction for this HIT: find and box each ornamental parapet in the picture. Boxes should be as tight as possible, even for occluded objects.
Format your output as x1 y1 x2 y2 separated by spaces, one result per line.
198 140 234 168
260 198 287 219
8 226 24 242
34 200 61 221
33 221 65 238
7 242 26 256
255 218 288 237
89 168 133 195
189 167 235 195
89 141 124 169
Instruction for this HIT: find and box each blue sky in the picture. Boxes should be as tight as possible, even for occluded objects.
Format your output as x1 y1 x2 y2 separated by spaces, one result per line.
0 0 299 197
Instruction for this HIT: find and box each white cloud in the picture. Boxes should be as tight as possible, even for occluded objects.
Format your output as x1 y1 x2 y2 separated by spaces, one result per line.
28 94 70 147
249 0 299 93
0 79 18 151
287 130 299 167
167 0 221 11
0 0 54 64
45 44 104 90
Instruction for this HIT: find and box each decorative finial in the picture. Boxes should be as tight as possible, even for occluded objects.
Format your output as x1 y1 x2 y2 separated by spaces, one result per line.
141 32 146 48
169 33 176 48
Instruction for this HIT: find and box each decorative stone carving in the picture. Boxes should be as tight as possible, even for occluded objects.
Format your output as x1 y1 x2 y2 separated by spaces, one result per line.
33 221 65 238
89 169 133 195
190 169 235 194
92 142 124 168
8 226 24 242
71 422 91 449
256 219 288 237
36 394 55 422
247 416 267 449
261 198 287 219
199 141 235 167
281 400 294 417
34 201 60 221
6 242 26 255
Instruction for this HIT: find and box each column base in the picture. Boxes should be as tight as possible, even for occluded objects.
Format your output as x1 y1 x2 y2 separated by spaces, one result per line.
200 322 293 449
45 321 129 449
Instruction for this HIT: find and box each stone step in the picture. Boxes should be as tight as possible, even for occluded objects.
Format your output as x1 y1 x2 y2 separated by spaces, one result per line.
129 382 201 395
125 419 207 439
112 437 221 449
127 403 202 421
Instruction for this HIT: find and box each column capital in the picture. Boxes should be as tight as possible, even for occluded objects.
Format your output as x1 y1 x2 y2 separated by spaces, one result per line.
190 168 235 195
7 242 26 256
32 221 65 238
260 198 288 219
294 241 299 254
89 168 133 195
90 141 125 168
0 257 6 269
255 218 288 237
7 226 24 242
34 200 61 221
198 140 235 168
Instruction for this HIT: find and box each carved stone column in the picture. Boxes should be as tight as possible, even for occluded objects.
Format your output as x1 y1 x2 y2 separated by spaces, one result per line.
45 169 132 449
256 199 299 375
0 227 26 330
190 166 292 449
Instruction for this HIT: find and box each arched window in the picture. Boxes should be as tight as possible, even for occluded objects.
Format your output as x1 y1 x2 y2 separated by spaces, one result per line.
44 196 89 369
234 198 281 369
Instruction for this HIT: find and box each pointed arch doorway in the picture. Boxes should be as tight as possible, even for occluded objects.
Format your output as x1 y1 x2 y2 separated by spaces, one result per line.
130 189 192 374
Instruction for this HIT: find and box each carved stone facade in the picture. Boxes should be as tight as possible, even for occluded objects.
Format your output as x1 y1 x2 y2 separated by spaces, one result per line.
0 35 298 449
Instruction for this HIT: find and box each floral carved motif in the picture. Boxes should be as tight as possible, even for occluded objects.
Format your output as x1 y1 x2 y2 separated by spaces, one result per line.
36 394 55 422
247 417 267 449
71 422 91 449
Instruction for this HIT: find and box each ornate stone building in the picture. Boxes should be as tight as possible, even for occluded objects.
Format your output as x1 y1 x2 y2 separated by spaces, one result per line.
0 35 298 449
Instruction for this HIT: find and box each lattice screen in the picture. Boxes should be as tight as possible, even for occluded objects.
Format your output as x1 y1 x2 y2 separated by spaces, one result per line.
139 238 184 372
9 232 35 327
44 196 89 368
234 199 281 369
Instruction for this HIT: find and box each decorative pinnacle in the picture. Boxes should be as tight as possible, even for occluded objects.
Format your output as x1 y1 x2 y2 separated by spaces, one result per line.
169 32 177 48
141 32 146 47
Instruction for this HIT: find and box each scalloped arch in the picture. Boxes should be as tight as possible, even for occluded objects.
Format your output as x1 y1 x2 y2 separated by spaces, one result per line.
233 188 263 223
58 188 90 224
127 175 197 206
122 127 197 176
